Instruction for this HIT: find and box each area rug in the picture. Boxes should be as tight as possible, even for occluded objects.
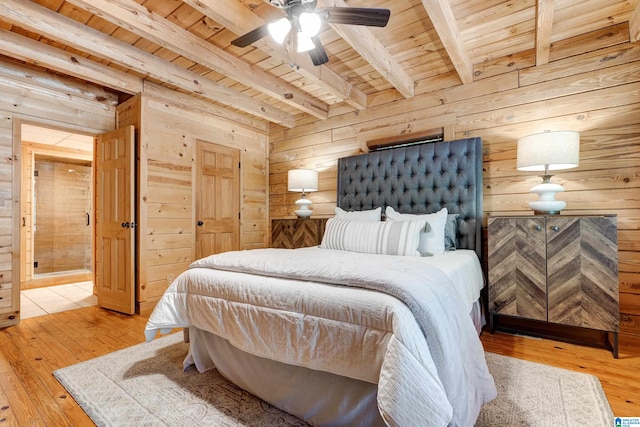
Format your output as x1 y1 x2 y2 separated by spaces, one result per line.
53 333 614 427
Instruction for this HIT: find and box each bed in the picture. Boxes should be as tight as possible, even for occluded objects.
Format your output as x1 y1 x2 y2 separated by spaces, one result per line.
145 137 497 426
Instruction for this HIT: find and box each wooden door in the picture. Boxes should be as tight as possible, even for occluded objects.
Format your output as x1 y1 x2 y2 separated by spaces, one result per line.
488 216 547 321
196 141 240 259
547 216 619 331
95 126 135 314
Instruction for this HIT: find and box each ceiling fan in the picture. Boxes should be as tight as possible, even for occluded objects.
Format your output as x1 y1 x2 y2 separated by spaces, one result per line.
231 0 391 66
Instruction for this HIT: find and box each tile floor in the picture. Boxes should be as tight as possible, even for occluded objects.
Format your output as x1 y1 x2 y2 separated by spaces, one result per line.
20 281 97 319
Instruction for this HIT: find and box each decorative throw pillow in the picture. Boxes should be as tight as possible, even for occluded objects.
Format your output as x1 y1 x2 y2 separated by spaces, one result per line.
385 206 448 256
320 217 424 256
445 214 460 251
334 206 381 221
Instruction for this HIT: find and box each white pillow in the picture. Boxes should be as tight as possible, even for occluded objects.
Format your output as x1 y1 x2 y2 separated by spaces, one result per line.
334 206 381 221
320 218 424 256
385 206 448 256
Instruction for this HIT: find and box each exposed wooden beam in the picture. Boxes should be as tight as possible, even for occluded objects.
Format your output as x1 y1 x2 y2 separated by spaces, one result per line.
183 0 367 110
0 56 118 110
0 27 263 129
65 0 328 120
0 27 142 96
143 82 269 133
292 57 368 109
535 0 555 66
0 0 294 127
319 0 415 99
419 0 474 84
631 1 640 42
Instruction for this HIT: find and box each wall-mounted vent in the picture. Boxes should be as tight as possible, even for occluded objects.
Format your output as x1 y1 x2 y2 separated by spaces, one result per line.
367 128 444 152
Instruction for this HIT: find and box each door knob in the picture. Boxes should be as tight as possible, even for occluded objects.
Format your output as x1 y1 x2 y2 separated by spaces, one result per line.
121 222 130 228
197 220 204 226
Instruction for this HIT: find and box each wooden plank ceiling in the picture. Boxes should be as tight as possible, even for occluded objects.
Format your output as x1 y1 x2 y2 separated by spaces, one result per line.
0 0 638 128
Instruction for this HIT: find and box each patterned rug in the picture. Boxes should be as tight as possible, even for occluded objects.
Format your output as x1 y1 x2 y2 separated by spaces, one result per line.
53 333 614 427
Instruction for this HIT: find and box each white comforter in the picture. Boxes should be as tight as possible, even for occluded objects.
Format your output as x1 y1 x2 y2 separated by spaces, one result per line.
145 247 496 426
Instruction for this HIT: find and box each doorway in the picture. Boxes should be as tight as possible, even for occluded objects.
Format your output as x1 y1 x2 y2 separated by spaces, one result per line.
19 123 97 318
33 156 92 279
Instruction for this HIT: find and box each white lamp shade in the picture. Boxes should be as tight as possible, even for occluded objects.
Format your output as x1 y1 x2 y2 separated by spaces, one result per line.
296 31 316 53
517 131 580 172
299 12 322 37
268 18 291 44
288 169 318 192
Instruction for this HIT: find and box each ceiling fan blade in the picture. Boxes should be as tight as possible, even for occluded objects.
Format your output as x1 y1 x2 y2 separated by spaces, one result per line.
308 37 329 66
231 24 269 48
324 7 390 27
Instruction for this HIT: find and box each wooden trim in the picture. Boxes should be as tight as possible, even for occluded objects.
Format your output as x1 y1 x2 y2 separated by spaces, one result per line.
21 141 92 161
5 118 21 327
630 1 640 42
22 272 92 290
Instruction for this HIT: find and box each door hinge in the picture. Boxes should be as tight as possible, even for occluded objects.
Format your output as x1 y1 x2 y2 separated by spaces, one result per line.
238 161 241 169
34 261 38 268
34 170 39 177
238 212 241 219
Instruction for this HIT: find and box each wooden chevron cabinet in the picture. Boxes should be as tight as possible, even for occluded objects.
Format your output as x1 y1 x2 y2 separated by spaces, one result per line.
271 218 327 249
487 215 619 357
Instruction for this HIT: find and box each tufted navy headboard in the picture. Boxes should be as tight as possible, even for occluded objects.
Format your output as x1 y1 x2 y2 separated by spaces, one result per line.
337 137 483 258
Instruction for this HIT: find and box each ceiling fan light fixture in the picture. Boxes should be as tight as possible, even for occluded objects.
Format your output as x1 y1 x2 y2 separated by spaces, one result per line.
299 12 322 37
267 17 291 44
296 31 316 52
231 3 391 65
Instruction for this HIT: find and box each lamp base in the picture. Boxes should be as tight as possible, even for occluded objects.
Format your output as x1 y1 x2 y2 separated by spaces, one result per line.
294 197 313 218
528 180 567 215
529 204 566 215
532 209 561 215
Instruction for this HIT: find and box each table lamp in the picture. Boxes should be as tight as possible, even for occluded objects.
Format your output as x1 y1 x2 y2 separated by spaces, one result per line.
288 169 318 218
516 131 579 214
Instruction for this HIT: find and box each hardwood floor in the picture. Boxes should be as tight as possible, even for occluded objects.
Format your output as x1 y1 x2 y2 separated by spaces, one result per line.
0 306 149 426
0 306 638 425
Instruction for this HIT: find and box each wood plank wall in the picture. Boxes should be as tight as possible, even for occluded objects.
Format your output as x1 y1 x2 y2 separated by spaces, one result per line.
269 27 640 336
0 58 117 328
116 93 269 316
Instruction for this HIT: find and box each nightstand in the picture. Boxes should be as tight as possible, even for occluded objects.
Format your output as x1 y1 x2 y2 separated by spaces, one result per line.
271 218 327 249
487 215 619 357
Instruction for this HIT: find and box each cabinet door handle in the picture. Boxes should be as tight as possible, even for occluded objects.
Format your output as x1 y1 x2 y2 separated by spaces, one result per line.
551 225 560 232
535 224 542 231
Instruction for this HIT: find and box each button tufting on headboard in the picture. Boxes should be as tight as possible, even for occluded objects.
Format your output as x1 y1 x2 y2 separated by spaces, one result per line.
337 137 483 257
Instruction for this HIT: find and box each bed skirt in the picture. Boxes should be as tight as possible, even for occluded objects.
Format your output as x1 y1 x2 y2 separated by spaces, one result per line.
183 299 485 427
